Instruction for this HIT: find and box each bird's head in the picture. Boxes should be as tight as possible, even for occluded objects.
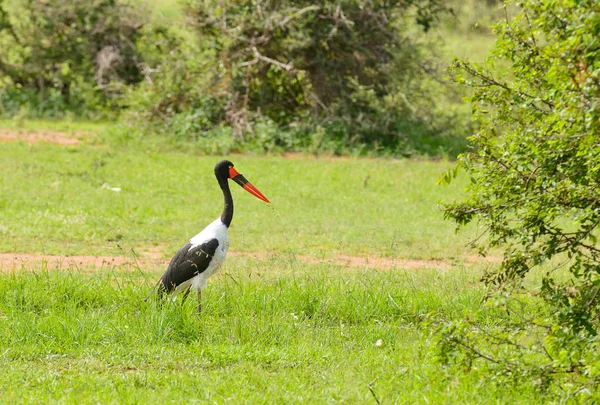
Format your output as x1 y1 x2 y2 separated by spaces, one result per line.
214 160 270 203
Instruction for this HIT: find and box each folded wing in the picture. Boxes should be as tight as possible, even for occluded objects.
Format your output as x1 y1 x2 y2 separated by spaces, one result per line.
159 238 219 293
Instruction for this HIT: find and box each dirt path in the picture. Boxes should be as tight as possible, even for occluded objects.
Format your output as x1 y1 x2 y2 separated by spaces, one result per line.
0 253 132 270
0 249 499 272
0 129 81 145
297 253 451 270
234 251 453 270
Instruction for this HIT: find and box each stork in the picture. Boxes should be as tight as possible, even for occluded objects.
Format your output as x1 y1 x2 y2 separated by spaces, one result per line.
157 160 270 312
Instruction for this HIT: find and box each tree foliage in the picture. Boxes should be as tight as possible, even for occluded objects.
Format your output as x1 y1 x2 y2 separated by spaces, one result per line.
191 0 444 128
0 0 147 115
127 0 468 156
440 0 600 395
0 0 476 155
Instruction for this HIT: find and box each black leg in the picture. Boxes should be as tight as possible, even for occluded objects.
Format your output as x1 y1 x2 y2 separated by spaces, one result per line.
197 290 202 314
181 288 191 305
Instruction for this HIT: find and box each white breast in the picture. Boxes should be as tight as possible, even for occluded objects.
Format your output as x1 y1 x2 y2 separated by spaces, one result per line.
188 218 229 291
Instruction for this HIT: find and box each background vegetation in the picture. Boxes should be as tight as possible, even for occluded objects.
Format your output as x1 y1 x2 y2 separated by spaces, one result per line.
0 0 501 157
440 0 600 393
3 0 600 402
0 0 146 116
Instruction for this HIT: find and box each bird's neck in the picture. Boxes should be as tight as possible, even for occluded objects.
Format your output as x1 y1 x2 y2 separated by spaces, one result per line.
219 178 234 227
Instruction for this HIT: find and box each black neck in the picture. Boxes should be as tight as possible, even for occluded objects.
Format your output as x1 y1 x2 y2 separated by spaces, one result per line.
219 177 234 227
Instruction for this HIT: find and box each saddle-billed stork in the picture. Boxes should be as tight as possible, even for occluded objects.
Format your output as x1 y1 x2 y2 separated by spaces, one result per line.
157 160 270 312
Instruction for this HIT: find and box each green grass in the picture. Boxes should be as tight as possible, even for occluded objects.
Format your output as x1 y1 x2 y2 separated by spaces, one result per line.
0 141 477 259
0 118 110 134
139 0 185 24
0 262 548 404
0 124 555 403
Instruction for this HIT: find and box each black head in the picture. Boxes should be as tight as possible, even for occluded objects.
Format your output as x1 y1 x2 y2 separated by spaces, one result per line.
213 160 270 203
214 160 235 181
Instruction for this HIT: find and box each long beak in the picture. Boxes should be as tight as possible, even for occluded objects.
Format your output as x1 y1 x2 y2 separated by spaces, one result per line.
229 167 270 203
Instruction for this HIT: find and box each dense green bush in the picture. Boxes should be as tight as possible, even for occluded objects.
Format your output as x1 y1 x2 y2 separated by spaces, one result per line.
0 0 147 117
125 0 469 156
440 0 600 395
0 0 477 156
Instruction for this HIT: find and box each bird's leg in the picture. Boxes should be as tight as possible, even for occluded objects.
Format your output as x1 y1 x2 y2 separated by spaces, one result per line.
181 288 191 305
197 290 202 314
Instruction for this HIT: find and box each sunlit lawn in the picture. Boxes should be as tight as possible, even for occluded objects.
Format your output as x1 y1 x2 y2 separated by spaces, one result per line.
0 139 478 260
0 124 550 403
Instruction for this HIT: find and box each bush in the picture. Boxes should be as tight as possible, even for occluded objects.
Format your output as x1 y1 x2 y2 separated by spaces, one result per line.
126 0 469 156
0 0 147 117
439 0 600 396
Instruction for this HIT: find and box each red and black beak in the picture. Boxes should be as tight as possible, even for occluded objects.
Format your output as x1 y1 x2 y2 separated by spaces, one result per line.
229 167 270 203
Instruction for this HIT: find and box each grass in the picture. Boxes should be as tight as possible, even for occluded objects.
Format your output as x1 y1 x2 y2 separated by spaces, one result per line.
0 140 478 260
0 121 559 403
0 262 546 404
140 0 185 24
0 118 110 134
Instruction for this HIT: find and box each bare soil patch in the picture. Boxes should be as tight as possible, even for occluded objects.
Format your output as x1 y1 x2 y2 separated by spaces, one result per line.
233 251 452 270
0 253 131 271
0 248 174 271
0 251 451 272
298 253 451 270
463 253 503 263
0 250 500 272
0 129 81 145
233 251 502 270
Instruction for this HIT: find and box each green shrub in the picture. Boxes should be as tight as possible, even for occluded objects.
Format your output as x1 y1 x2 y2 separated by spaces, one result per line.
0 0 148 117
126 0 470 156
440 0 600 395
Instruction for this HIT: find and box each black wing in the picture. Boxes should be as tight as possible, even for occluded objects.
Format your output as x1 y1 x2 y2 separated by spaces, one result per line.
158 238 219 293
